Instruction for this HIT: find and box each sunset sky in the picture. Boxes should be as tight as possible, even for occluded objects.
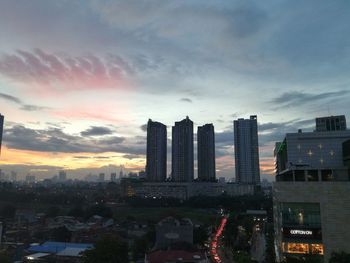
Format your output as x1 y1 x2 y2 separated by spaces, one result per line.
0 0 349 181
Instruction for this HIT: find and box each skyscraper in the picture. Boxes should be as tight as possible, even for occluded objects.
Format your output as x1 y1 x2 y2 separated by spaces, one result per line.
234 115 260 184
0 114 3 155
172 116 194 182
146 119 167 182
197 124 216 181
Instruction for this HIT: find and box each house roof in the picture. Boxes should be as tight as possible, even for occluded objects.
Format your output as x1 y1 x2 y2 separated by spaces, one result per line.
147 250 205 263
28 241 93 254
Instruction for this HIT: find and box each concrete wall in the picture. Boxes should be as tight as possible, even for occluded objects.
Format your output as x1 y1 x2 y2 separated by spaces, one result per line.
273 182 350 262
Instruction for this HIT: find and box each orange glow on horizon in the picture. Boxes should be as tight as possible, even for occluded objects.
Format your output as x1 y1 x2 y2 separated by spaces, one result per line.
0 146 146 171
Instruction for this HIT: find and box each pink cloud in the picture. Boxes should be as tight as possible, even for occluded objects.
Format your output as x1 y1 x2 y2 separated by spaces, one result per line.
54 110 121 124
0 49 132 92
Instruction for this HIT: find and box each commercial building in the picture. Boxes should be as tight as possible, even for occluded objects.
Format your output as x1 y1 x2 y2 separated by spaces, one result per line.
121 180 255 200
197 123 216 181
342 139 350 167
273 118 350 262
146 119 167 182
110 172 117 182
315 115 346 132
0 113 3 155
172 116 194 182
155 217 193 249
234 115 260 184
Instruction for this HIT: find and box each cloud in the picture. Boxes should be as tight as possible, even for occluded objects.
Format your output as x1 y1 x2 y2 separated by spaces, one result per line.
270 90 350 109
0 49 131 90
0 92 50 112
3 124 146 155
20 105 51 111
0 92 22 104
180 98 192 103
123 154 143 160
81 126 114 136
140 124 147 132
215 130 232 144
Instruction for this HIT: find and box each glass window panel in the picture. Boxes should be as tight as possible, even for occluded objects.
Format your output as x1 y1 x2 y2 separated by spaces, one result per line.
281 203 321 227
311 244 324 255
307 170 319 181
287 243 309 254
295 170 305 181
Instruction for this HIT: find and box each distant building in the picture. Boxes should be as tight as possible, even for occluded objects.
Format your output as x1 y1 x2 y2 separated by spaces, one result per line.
10 171 17 182
110 172 117 182
234 115 260 184
25 175 36 183
146 119 167 182
218 177 226 183
273 124 350 262
315 115 346 132
124 181 255 200
172 116 194 182
155 217 193 249
58 170 67 181
138 170 146 179
0 114 3 155
98 173 105 182
197 123 216 182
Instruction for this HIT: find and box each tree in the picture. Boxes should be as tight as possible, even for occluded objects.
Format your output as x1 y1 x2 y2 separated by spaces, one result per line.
51 226 72 242
82 234 128 263
0 204 16 218
0 251 11 263
46 206 60 218
329 251 350 263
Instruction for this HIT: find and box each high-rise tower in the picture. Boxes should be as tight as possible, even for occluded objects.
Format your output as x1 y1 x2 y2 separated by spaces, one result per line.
146 119 167 182
0 114 4 155
234 115 260 184
197 124 216 181
172 116 194 182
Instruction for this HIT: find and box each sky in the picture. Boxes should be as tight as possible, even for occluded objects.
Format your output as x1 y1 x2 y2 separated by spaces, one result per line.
0 0 349 181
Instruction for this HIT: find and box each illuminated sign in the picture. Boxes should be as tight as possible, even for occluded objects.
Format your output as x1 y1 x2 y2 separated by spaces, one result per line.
282 227 322 240
290 229 313 235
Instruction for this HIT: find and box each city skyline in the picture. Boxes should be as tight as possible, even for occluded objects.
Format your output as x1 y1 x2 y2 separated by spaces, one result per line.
0 1 350 181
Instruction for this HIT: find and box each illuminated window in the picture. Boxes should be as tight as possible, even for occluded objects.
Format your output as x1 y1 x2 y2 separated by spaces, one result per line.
311 244 324 255
287 243 309 254
307 150 313 157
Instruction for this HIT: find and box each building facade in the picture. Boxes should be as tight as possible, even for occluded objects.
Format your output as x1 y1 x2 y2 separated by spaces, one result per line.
155 217 193 249
234 115 260 184
146 119 167 182
315 115 346 132
273 122 350 262
197 123 216 181
172 116 194 182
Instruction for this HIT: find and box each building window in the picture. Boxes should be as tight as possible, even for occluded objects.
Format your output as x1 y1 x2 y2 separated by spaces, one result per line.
295 170 305 181
307 170 318 181
311 244 324 255
287 243 309 254
321 169 333 181
282 171 293 181
281 203 321 227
